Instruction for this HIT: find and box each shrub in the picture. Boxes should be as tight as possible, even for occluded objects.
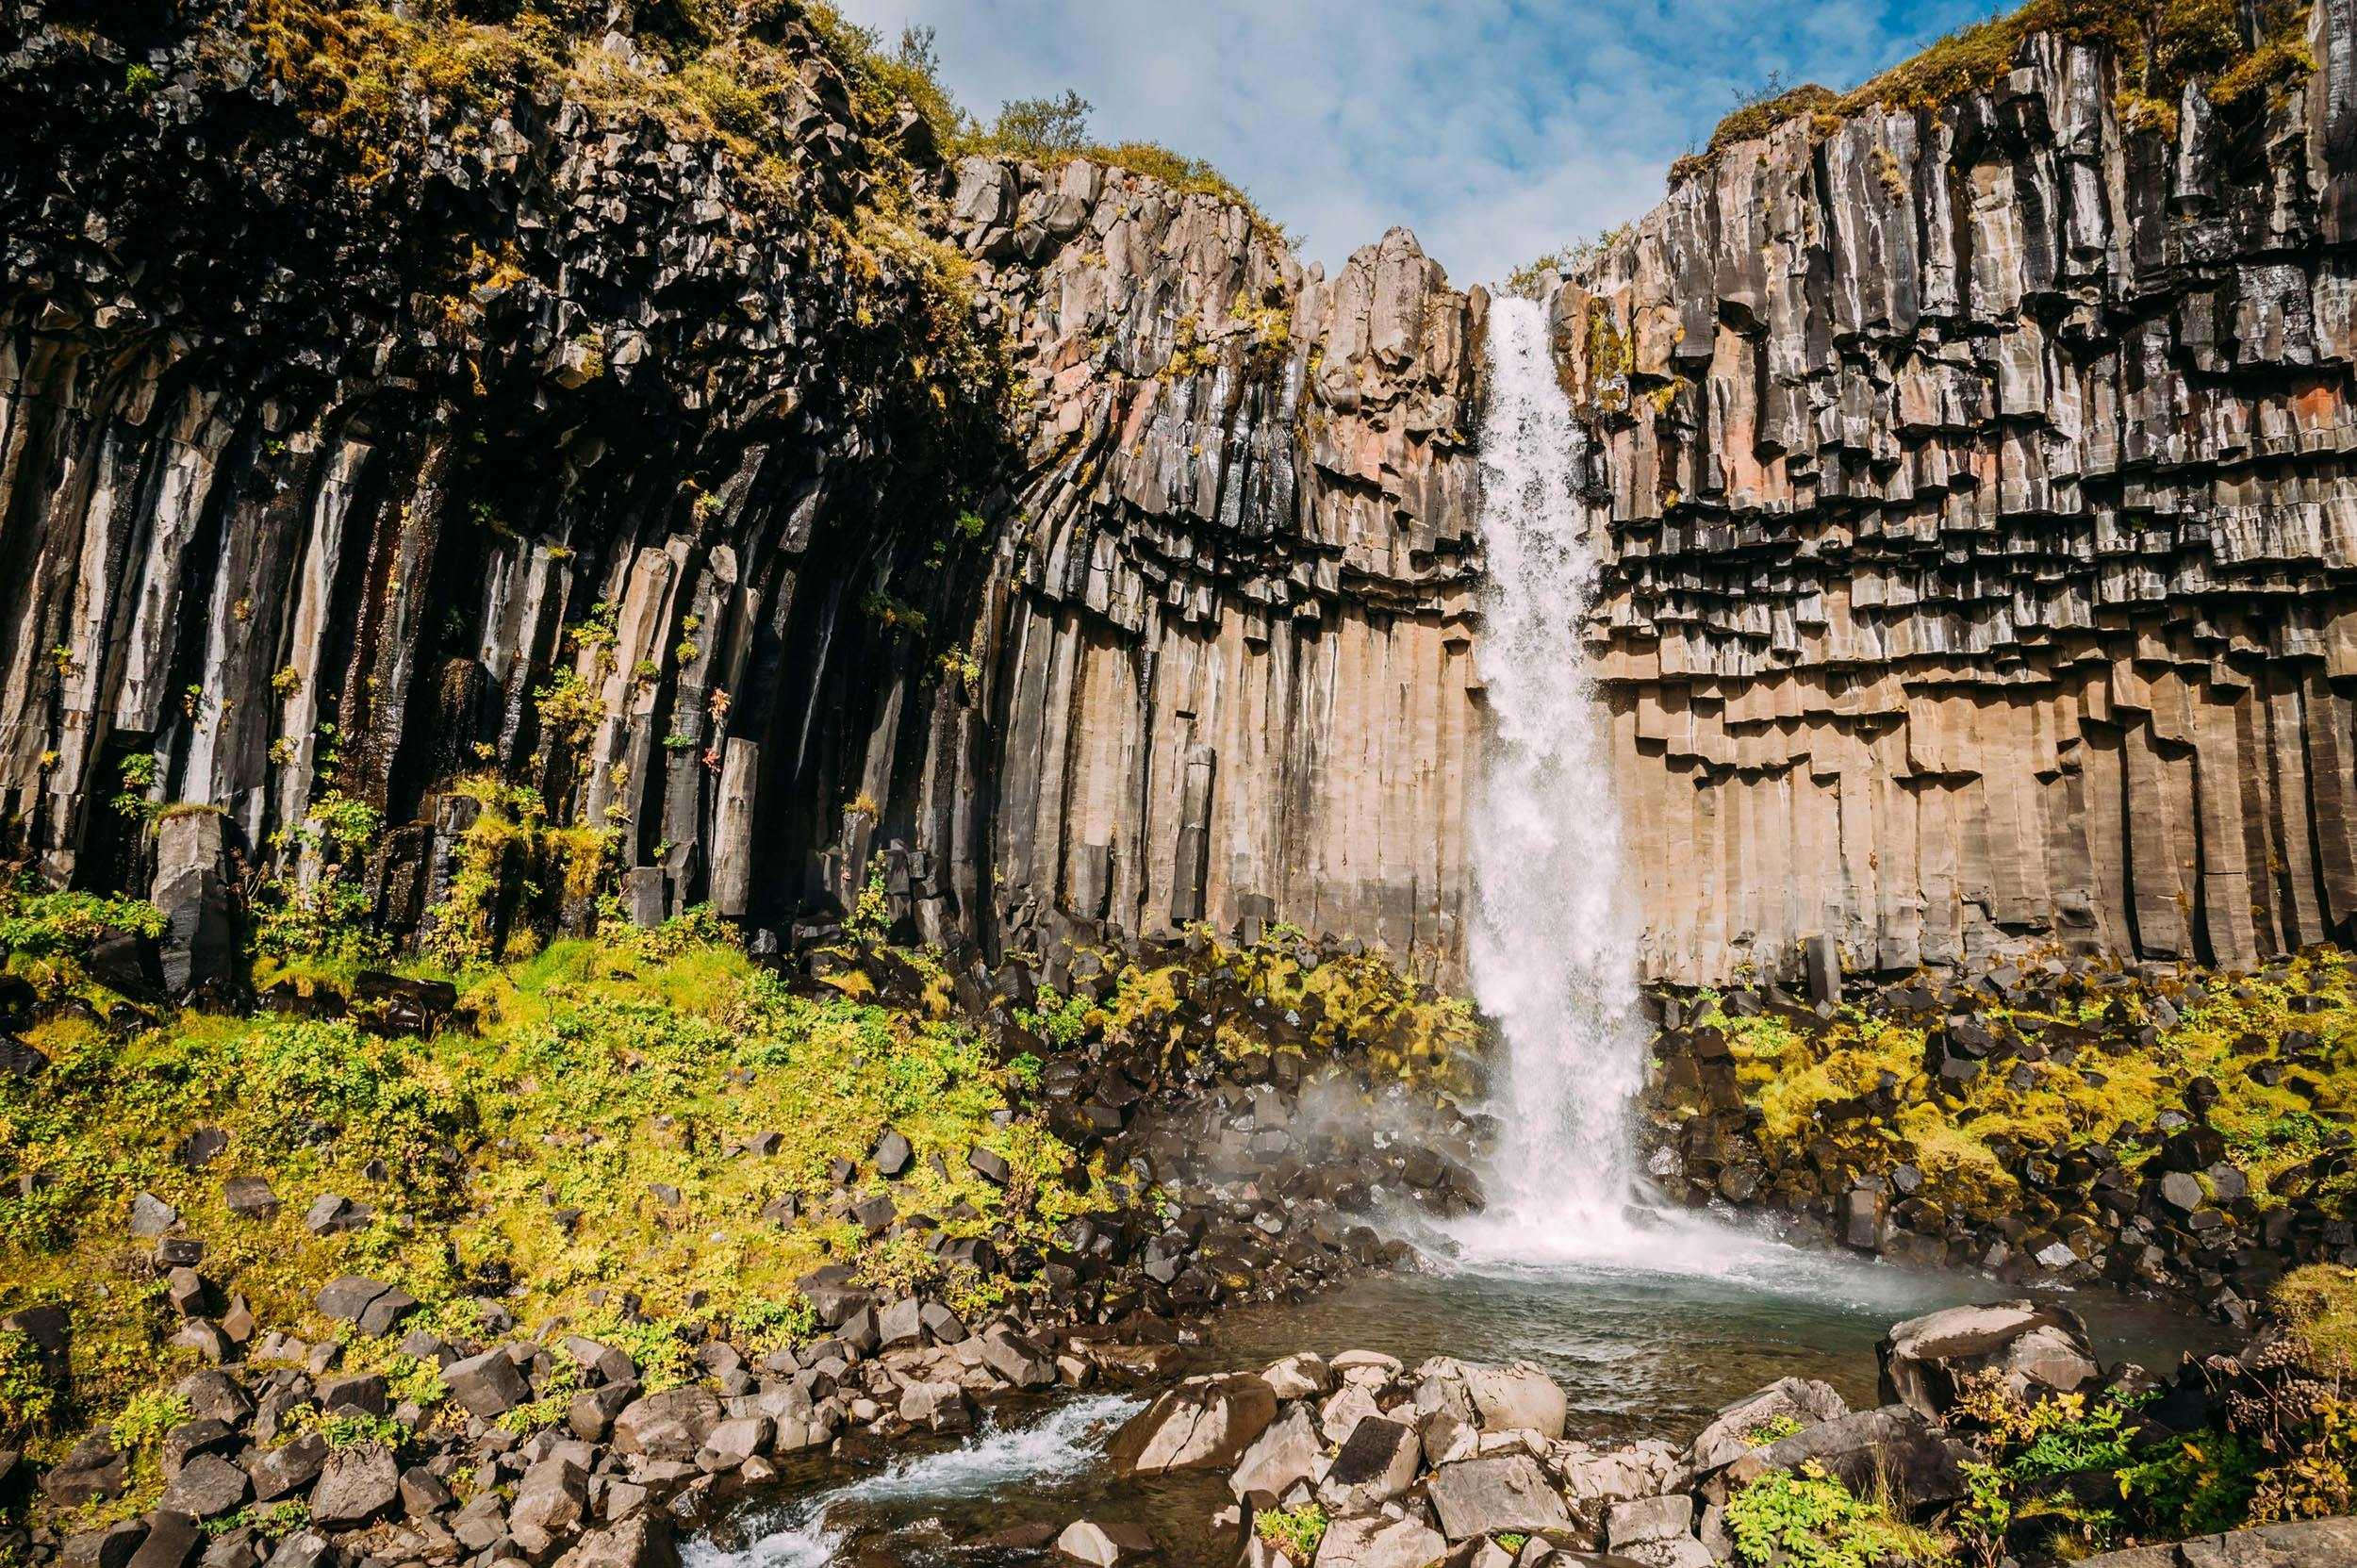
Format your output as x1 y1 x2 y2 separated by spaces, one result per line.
0 889 168 957
0 1328 59 1445
1726 1461 1950 1566
1252 1504 1327 1564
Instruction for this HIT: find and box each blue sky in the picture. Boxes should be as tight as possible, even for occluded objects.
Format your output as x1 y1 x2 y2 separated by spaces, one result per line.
833 0 1996 286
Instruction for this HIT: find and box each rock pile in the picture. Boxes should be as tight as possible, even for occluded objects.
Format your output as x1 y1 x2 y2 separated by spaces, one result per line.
1641 949 2356 1321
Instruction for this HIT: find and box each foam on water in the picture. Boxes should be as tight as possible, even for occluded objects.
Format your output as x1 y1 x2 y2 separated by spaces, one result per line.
684 1395 1144 1568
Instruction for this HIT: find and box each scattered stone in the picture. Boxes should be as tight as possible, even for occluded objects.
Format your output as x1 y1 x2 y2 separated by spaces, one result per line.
306 1443 400 1528
1052 1520 1155 1567
1106 1374 1277 1475
1426 1453 1573 1540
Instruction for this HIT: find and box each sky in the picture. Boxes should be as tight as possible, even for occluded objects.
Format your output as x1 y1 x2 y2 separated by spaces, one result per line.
832 0 1998 288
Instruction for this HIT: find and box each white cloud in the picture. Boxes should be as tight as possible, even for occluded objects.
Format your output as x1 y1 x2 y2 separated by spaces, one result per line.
832 0 1990 287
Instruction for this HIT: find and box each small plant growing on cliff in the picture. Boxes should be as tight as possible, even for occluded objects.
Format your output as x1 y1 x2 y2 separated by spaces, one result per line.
123 62 160 94
845 870 891 945
46 645 74 677
1745 1413 1805 1446
272 665 303 699
113 752 159 821
535 668 602 746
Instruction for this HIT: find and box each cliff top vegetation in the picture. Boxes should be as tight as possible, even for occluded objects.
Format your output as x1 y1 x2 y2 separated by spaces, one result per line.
1670 0 2317 183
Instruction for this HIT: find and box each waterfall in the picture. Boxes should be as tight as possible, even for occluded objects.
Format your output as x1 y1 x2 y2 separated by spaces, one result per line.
1459 294 1647 1249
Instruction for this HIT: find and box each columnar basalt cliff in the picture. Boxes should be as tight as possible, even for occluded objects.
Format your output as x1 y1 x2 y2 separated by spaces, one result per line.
0 0 1484 975
7 1 2357 988
1563 2 2357 984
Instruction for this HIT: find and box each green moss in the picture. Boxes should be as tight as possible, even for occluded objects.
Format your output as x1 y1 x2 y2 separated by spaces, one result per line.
2273 1264 2357 1375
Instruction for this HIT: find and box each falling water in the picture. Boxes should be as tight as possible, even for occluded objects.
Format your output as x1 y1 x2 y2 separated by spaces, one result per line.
1457 294 1648 1251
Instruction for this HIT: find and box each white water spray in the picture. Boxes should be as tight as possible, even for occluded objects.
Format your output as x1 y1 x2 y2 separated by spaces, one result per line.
1457 295 1649 1252
683 1395 1143 1568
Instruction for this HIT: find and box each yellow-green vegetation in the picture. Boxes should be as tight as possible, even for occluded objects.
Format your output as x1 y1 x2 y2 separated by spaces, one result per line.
0 916 1087 1471
1697 949 2357 1224
1674 0 2316 180
415 775 614 969
1725 1460 1953 1567
812 19 1289 241
1502 223 1634 295
1945 1337 2357 1559
0 886 167 959
1745 1412 1806 1446
2273 1263 2357 1374
1251 1503 1328 1564
1080 930 1481 1091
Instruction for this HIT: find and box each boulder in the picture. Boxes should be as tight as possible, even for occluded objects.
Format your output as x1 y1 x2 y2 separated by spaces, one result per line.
1106 1374 1277 1476
306 1443 400 1528
1259 1352 1332 1400
311 1276 417 1336
978 1328 1059 1389
552 1516 681 1568
1607 1494 1698 1551
154 812 236 993
1317 1415 1420 1512
2068 1516 2357 1567
1550 1440 1683 1546
611 1389 723 1463
1425 1453 1572 1540
1052 1520 1155 1567
443 1347 531 1418
43 1432 128 1507
1419 1358 1566 1438
158 1455 248 1520
1682 1377 1850 1478
124 1511 202 1568
247 1433 328 1503
1878 1301 2099 1420
695 1417 772 1473
129 1192 178 1238
1229 1404 1325 1503
1721 1405 1967 1510
507 1457 589 1555
1308 1511 1446 1568
898 1381 973 1435
65 1519 150 1568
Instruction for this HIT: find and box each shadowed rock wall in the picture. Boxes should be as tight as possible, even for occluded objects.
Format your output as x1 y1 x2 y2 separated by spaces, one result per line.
1559 1 2357 983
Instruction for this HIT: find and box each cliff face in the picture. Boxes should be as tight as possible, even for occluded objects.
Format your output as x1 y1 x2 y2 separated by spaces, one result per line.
0 2 1482 970
1562 0 2357 983
935 167 1480 966
6 1 2357 986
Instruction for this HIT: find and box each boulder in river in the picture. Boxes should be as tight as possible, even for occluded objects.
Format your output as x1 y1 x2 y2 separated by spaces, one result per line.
1306 1511 1446 1568
1106 1373 1277 1475
1051 1519 1155 1567
1878 1300 2100 1420
1683 1376 1850 1480
1425 1452 1573 1540
1720 1405 1969 1512
1228 1403 1324 1504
